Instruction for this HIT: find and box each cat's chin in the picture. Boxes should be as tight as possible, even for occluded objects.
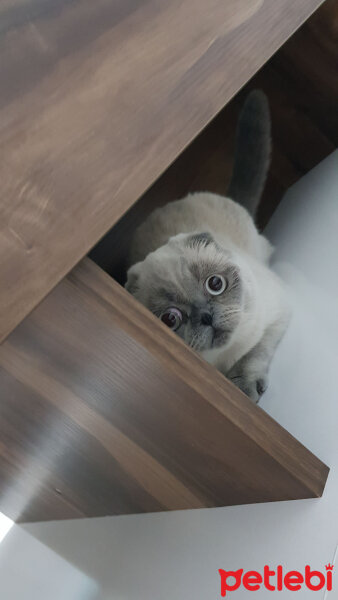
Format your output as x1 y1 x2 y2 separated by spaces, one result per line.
194 334 226 353
211 330 228 349
193 332 225 352
188 329 229 352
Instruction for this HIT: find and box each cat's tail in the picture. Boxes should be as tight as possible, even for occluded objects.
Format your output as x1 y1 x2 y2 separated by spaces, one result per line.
227 89 271 218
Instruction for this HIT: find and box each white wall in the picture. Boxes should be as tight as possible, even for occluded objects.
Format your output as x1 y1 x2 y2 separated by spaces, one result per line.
0 515 98 600
9 151 338 598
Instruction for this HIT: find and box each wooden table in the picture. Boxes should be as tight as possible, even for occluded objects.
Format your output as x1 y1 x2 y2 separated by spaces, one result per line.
0 0 329 522
0 0 324 341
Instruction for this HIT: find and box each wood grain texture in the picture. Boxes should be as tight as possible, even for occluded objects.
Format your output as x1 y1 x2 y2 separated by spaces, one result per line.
0 258 328 523
0 0 324 341
91 0 338 282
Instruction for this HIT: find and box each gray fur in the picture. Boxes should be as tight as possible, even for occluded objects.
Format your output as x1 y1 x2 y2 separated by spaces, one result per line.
225 319 289 403
127 234 243 352
125 92 289 402
227 90 271 218
186 232 214 248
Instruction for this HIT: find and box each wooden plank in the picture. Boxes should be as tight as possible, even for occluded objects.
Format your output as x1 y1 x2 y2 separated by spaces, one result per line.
91 0 338 282
0 258 328 522
0 0 324 342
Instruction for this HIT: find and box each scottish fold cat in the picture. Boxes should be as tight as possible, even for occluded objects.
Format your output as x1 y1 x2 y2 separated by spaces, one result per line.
125 91 290 402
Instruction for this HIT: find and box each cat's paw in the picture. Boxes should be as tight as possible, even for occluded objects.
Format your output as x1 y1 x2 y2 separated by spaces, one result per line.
227 372 268 404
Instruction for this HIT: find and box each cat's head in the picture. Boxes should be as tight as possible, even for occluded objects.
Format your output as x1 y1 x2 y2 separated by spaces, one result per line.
125 232 247 352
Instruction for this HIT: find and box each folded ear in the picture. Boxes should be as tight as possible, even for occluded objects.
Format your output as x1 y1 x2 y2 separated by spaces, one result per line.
125 262 141 295
185 232 214 248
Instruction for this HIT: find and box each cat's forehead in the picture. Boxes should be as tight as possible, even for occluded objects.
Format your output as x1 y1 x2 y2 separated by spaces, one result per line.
181 242 234 280
151 259 203 304
145 240 238 308
150 235 233 280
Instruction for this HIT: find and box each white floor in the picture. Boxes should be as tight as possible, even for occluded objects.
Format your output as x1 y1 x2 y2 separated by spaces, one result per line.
1 151 338 599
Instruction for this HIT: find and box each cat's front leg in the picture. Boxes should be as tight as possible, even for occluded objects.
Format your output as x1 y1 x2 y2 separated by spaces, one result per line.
226 363 269 404
224 317 289 403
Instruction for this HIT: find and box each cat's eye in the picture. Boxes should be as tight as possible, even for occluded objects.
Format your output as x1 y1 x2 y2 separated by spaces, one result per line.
160 307 182 331
205 274 227 296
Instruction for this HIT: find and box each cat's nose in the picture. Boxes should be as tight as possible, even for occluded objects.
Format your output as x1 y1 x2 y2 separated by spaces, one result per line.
200 312 213 327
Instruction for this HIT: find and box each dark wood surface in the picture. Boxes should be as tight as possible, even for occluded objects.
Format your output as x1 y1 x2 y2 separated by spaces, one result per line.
91 0 338 282
0 0 324 342
0 258 329 523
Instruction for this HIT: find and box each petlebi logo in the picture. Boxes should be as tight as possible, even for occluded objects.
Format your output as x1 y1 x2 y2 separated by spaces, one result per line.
218 564 334 596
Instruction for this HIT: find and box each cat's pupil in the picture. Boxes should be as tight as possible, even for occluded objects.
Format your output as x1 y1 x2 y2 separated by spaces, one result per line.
160 308 182 330
208 276 223 291
162 312 177 328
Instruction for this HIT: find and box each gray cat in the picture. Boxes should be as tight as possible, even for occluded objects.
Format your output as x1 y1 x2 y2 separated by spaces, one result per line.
125 91 290 402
